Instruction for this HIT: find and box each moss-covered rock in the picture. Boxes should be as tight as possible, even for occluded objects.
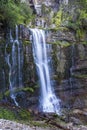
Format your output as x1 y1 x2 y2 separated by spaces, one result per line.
0 107 32 122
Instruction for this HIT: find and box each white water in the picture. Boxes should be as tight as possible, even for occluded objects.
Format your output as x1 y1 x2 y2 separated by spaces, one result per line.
15 25 23 88
64 0 68 5
69 44 75 95
31 28 60 114
5 26 23 106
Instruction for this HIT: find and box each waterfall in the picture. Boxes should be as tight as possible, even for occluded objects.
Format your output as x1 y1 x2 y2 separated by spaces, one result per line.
15 25 23 88
64 0 68 5
31 28 60 114
5 26 23 106
69 44 75 95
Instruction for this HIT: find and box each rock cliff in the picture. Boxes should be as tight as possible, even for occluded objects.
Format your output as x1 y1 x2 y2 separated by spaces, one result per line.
0 0 87 118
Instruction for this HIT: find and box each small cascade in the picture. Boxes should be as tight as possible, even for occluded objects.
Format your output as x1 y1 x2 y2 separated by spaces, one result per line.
46 44 55 86
63 0 68 5
5 26 23 106
2 69 6 94
31 28 60 114
69 44 75 93
15 25 23 88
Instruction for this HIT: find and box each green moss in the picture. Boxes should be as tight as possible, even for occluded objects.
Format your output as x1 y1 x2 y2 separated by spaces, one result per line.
42 4 51 15
0 107 72 128
0 1 33 27
55 2 87 42
18 109 31 121
4 90 10 97
0 39 5 44
23 40 31 45
58 27 69 31
5 44 12 54
73 74 87 79
60 41 71 47
47 27 69 32
38 27 47 30
52 9 62 27
47 28 59 32
23 87 34 93
76 29 85 41
29 121 49 128
0 93 3 100
5 87 35 97
0 107 32 123
81 41 87 45
66 22 78 30
48 41 71 47
0 107 16 120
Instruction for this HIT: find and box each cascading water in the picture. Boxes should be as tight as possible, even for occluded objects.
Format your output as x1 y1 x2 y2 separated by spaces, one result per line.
64 0 68 5
5 26 23 106
31 28 60 114
15 25 23 88
70 44 75 90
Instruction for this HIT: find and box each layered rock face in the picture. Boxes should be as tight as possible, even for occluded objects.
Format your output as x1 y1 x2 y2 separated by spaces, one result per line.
52 43 87 109
0 41 7 93
0 24 87 112
45 22 87 109
0 0 87 113
28 0 62 28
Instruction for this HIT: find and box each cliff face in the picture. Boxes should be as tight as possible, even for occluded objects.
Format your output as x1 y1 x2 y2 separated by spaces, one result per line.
52 43 87 109
33 0 87 110
0 0 87 114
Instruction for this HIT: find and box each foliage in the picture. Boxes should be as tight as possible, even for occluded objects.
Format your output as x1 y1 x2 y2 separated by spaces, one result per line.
20 3 33 25
18 109 31 120
81 41 87 44
75 0 87 9
52 10 62 27
42 4 51 15
0 107 31 122
54 0 87 41
0 0 33 27
23 40 31 45
73 74 87 79
5 86 34 97
73 8 87 40
48 41 71 47
0 107 15 120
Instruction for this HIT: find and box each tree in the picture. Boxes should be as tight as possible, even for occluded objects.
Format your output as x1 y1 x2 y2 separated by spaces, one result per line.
0 0 33 28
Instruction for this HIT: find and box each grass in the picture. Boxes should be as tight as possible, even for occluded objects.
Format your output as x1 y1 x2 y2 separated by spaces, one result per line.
0 107 16 120
0 107 32 123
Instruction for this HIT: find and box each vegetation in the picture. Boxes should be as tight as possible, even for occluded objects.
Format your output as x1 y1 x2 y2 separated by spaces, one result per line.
0 107 65 128
52 0 87 42
73 74 87 79
5 86 35 97
48 41 71 47
0 107 31 122
0 0 33 28
0 107 16 120
52 10 62 27
42 4 51 16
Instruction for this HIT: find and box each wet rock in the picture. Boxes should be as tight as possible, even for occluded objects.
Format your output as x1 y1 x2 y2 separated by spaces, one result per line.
70 117 82 125
46 30 76 43
72 109 87 116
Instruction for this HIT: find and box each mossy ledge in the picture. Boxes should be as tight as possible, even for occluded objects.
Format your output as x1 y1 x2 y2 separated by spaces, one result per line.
4 86 37 97
0 106 67 128
47 41 71 47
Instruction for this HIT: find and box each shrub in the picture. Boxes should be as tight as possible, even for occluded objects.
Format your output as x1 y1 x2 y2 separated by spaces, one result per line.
0 0 33 28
